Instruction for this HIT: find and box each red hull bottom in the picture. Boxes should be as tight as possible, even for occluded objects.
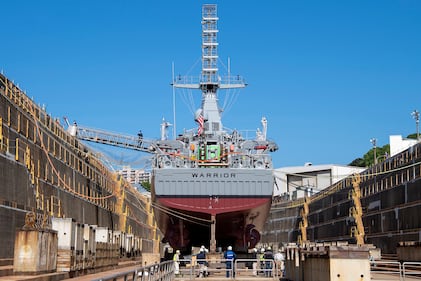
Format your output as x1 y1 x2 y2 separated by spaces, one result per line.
154 197 272 253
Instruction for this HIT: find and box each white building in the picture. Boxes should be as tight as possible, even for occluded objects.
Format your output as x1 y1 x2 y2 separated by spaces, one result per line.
273 163 365 199
117 166 151 184
389 135 419 156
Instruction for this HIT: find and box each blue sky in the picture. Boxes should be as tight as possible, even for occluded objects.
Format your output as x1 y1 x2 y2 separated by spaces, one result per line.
1 1 420 169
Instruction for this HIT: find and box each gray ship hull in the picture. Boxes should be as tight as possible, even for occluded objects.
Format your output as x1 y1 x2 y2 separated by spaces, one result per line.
152 167 274 252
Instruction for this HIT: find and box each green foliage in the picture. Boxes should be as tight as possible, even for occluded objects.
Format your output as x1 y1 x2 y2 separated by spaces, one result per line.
348 144 390 167
141 181 151 192
349 157 365 167
407 133 419 140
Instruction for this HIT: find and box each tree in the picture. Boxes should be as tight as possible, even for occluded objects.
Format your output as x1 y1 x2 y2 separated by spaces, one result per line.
349 132 420 167
141 181 151 192
407 133 418 140
349 158 365 167
348 144 390 167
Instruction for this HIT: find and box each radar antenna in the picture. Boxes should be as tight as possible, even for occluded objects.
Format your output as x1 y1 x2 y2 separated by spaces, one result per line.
172 4 246 136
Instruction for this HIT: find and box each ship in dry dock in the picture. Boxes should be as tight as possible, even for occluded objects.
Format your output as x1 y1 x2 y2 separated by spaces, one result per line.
262 139 421 257
0 72 160 270
151 4 278 254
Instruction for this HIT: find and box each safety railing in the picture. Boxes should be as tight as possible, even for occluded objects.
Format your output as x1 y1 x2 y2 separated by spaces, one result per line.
370 260 421 280
176 258 279 280
93 258 421 280
94 258 282 280
178 258 234 279
370 260 403 281
234 259 278 279
197 258 234 278
92 260 174 281
402 262 421 280
177 259 194 279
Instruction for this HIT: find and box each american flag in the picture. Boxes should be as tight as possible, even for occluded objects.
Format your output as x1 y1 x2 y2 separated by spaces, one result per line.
197 114 204 135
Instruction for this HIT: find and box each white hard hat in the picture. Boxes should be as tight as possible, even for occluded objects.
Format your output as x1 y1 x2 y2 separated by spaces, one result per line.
228 246 232 250
267 246 271 250
261 248 265 253
253 248 257 252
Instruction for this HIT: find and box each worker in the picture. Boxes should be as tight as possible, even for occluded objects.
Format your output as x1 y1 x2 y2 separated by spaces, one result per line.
264 247 274 277
197 247 207 277
259 248 265 275
274 248 285 277
252 248 258 276
224 246 236 278
137 130 143 146
173 250 180 276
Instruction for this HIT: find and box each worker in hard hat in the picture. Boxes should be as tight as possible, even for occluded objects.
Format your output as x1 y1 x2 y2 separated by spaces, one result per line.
274 248 285 277
252 248 258 276
197 247 208 278
173 250 181 276
224 246 236 278
264 247 274 277
259 248 265 275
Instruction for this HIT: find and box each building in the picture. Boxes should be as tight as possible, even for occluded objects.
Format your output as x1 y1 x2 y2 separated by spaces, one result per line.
117 166 151 184
273 163 365 200
389 135 419 157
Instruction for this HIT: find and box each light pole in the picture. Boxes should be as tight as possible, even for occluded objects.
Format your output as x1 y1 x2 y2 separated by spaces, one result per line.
370 138 377 165
411 110 419 141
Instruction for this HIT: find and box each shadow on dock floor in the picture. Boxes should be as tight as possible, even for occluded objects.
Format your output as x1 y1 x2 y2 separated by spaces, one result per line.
0 259 144 281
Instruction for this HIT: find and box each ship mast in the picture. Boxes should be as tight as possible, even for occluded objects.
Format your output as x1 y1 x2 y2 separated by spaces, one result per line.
172 4 246 136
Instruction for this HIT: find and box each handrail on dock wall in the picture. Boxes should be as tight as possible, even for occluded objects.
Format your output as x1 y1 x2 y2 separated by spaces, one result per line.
370 260 421 280
370 260 402 281
91 260 174 281
402 262 421 280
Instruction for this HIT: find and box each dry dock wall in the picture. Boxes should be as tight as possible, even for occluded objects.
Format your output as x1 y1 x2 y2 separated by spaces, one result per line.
0 73 158 262
397 241 421 261
264 143 421 256
0 154 36 259
0 152 117 259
